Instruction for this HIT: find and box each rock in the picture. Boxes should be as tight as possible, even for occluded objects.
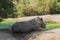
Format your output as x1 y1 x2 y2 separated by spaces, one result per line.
11 17 46 33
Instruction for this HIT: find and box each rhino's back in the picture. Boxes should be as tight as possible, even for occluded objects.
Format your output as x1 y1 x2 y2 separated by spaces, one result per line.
11 22 33 33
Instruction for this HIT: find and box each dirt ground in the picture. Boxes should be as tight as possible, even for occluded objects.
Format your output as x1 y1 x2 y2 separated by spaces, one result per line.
0 28 60 40
0 29 45 40
0 30 17 40
23 28 60 40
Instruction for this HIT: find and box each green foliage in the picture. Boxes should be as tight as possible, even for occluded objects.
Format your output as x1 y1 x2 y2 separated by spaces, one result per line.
56 2 60 13
0 0 16 18
0 0 60 18
0 17 3 22
20 0 60 16
15 4 25 17
49 0 58 14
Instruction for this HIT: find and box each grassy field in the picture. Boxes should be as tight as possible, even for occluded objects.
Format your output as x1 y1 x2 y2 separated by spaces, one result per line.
0 20 60 30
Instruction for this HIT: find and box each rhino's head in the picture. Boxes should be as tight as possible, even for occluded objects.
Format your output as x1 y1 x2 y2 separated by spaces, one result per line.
35 16 46 28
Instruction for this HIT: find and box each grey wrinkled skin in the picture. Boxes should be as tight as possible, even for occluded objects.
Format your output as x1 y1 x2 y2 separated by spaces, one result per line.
11 17 46 33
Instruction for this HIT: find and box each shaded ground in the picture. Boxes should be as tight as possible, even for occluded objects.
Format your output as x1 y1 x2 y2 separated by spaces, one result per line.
0 30 18 40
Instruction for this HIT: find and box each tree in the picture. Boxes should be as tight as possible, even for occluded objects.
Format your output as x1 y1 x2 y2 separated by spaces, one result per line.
0 0 16 18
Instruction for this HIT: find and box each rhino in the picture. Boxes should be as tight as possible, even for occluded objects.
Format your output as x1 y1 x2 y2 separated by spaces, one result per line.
11 17 46 33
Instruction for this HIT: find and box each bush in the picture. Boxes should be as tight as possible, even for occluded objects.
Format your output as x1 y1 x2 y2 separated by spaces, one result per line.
0 0 60 18
0 17 3 22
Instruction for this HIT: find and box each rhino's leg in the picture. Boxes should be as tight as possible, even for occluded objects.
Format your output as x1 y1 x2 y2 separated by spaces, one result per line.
11 25 19 34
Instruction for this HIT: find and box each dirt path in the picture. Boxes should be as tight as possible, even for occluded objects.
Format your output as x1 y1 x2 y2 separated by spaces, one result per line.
4 14 60 23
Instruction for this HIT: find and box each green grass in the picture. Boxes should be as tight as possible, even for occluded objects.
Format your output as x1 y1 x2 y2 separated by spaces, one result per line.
0 21 15 29
0 20 60 30
46 23 60 30
0 20 24 29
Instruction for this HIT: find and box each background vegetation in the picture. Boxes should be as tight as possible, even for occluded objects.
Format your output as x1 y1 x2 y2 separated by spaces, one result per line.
0 0 60 18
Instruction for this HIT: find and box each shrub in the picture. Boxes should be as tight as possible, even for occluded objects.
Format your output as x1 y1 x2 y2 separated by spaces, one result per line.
0 17 3 22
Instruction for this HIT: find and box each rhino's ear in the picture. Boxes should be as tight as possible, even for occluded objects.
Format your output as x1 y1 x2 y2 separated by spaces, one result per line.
40 18 43 21
37 16 40 18
37 16 43 21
